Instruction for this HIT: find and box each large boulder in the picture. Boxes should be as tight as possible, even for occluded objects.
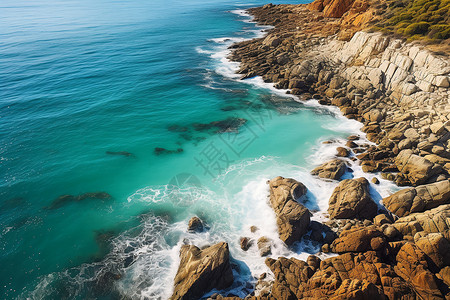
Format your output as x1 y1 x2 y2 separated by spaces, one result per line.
328 177 378 220
393 204 450 237
414 231 450 270
383 180 450 217
394 243 444 299
170 242 234 300
331 225 386 253
311 159 347 180
395 150 442 186
268 176 311 245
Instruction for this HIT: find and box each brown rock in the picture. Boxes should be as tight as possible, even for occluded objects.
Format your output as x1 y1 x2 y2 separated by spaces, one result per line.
257 237 272 257
323 0 355 18
414 231 450 270
331 225 386 253
311 159 347 180
336 146 350 157
240 237 252 251
394 243 444 299
383 180 450 217
268 176 311 245
171 242 234 300
393 204 450 237
328 177 378 220
363 109 383 123
187 216 204 233
395 150 442 186
374 214 392 226
266 251 413 299
346 140 358 148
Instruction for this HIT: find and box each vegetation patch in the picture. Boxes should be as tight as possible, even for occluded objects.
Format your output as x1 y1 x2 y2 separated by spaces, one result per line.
374 0 450 41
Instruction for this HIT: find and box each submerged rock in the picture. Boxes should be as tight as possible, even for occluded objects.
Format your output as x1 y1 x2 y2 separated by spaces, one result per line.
170 242 234 300
328 177 378 220
167 124 189 132
311 159 347 180
46 192 112 210
105 151 135 158
154 147 183 155
192 117 247 133
268 176 310 245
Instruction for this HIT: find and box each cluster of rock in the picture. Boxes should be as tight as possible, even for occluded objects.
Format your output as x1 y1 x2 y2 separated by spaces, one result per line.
230 2 450 188
168 0 450 298
200 175 450 299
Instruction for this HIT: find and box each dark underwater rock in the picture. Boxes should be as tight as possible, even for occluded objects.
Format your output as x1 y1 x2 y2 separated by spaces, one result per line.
154 147 184 155
106 151 135 158
46 192 112 210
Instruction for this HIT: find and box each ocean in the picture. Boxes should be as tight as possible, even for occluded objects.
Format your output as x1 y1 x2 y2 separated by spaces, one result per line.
0 0 398 298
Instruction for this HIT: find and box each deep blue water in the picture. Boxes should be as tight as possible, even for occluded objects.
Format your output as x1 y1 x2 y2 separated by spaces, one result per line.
0 0 397 299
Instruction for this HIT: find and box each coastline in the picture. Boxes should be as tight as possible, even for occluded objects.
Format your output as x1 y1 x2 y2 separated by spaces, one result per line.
169 1 450 299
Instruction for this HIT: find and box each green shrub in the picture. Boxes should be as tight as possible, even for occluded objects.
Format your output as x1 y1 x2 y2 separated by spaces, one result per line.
404 22 430 34
375 0 449 40
428 24 450 39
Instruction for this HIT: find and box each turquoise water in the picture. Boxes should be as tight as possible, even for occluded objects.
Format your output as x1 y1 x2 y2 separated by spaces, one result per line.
0 0 397 299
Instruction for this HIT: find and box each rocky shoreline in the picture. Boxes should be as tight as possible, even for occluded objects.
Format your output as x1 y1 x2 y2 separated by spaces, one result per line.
168 1 450 299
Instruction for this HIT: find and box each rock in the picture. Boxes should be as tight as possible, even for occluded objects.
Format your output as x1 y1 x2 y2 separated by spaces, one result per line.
328 177 378 220
171 242 234 300
363 109 383 123
373 214 391 226
268 176 311 245
383 180 450 217
393 204 450 237
414 231 450 270
336 147 350 157
430 122 446 135
250 226 259 233
263 34 282 48
346 140 358 148
404 128 420 141
372 177 380 184
395 150 441 186
394 243 444 299
240 237 252 251
332 279 384 300
266 251 413 299
311 159 347 180
331 225 386 253
187 216 204 233
257 237 272 257
323 0 356 18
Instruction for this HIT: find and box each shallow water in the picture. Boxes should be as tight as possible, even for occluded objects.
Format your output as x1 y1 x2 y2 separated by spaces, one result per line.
0 0 399 298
